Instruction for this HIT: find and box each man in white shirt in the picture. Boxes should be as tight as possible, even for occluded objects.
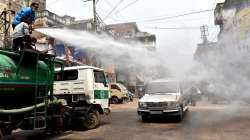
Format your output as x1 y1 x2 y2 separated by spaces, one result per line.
12 16 32 52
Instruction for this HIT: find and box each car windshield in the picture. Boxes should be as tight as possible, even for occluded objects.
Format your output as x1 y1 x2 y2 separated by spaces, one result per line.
146 81 179 94
118 83 127 90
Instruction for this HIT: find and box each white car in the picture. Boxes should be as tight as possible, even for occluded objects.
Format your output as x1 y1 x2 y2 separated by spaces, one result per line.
137 79 189 122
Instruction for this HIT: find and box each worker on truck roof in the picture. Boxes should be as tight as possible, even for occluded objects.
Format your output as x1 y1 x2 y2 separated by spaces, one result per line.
12 2 39 30
12 16 34 52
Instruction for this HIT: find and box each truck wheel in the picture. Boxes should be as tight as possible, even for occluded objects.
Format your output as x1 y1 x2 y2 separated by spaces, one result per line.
111 97 119 104
83 110 100 130
1 125 12 136
0 128 3 139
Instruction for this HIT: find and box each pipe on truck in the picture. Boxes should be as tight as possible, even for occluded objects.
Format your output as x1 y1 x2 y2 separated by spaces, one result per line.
0 100 61 115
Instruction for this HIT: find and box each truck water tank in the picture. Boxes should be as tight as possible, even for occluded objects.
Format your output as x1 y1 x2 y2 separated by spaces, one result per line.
0 50 52 109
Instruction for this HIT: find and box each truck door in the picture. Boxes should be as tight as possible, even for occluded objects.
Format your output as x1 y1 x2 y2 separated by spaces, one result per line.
93 70 109 109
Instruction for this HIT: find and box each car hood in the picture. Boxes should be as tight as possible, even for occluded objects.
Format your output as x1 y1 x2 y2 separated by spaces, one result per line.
139 93 180 102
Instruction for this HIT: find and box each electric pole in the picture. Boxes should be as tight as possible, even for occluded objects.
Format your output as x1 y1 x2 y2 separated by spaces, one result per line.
200 25 208 44
84 0 98 32
93 0 97 32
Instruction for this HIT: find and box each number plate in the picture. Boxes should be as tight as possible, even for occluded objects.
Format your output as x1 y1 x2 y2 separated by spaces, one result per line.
150 111 162 114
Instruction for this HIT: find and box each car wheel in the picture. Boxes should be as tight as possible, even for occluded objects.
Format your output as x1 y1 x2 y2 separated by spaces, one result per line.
83 110 100 130
111 97 119 104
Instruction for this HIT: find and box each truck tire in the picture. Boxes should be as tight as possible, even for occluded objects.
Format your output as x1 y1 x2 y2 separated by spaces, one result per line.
0 128 3 140
1 125 12 136
83 110 100 130
110 97 119 104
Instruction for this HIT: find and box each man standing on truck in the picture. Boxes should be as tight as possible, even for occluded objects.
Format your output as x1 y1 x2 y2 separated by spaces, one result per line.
12 2 39 30
12 16 33 51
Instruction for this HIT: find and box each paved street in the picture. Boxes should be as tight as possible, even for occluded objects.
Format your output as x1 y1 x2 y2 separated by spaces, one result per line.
4 99 250 140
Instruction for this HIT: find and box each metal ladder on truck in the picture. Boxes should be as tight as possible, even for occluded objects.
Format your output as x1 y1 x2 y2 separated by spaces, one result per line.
33 52 48 129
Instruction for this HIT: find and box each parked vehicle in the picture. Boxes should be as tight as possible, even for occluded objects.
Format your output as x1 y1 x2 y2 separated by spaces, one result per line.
137 79 190 122
186 86 202 106
54 66 110 129
109 83 129 104
128 91 134 102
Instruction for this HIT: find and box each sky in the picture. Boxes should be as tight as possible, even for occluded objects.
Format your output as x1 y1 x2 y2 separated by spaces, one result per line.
46 0 225 61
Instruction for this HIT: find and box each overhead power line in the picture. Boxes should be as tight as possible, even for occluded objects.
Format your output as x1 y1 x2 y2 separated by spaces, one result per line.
118 0 140 12
141 25 217 30
103 0 125 21
139 17 208 24
133 9 214 23
102 0 127 21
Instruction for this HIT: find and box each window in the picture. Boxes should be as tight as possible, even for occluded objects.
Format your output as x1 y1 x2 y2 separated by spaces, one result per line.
54 70 78 81
94 70 105 83
146 82 179 94
111 84 119 90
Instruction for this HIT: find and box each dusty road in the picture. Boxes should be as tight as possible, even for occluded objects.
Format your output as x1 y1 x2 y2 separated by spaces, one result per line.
4 99 250 140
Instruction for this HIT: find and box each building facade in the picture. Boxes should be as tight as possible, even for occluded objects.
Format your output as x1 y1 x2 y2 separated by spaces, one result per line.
196 0 250 64
214 0 250 48
105 22 156 94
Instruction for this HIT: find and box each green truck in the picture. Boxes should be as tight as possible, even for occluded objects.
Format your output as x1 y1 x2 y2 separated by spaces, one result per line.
0 49 110 137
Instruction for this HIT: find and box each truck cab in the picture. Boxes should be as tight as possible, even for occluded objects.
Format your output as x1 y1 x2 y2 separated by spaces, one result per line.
54 66 110 129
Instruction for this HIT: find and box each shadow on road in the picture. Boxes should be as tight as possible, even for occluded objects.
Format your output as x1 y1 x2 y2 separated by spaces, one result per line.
138 111 190 124
4 130 73 140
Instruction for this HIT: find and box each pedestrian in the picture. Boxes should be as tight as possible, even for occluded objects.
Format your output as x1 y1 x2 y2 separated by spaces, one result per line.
12 16 33 52
12 2 39 30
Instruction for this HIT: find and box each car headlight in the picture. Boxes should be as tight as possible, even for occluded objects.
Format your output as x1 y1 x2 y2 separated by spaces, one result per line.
168 101 179 107
139 102 147 108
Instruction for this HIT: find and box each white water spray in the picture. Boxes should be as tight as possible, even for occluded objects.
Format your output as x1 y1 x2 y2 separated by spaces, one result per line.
35 28 194 81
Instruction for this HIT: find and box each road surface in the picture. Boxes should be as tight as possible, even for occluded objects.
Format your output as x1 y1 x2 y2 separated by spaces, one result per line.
4 99 250 140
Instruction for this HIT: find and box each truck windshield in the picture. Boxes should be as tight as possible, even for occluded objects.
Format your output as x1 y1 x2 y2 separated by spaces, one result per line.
94 70 106 83
146 82 179 94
